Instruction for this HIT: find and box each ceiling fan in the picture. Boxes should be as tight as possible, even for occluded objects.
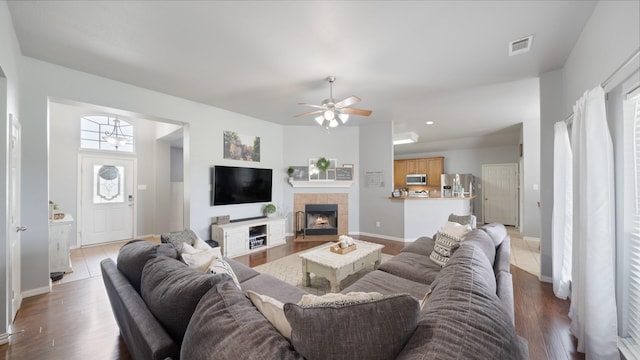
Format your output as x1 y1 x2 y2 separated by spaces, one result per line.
294 76 372 128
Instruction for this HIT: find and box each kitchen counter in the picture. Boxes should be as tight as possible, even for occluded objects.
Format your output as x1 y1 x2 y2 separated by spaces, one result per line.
389 195 477 200
390 195 475 241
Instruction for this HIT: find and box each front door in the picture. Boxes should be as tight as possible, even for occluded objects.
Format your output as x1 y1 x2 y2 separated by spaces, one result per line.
80 156 135 246
9 114 22 323
482 163 518 225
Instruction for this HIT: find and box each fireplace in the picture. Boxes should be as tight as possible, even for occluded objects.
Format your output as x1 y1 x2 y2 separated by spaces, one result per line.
304 204 338 236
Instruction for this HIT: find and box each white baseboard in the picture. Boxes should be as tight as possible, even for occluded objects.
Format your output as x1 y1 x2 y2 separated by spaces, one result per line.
539 275 552 283
0 332 8 345
354 232 407 242
22 284 51 299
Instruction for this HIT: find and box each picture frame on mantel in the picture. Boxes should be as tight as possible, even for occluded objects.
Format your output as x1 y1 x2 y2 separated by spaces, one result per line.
308 158 337 181
291 166 308 181
335 167 354 181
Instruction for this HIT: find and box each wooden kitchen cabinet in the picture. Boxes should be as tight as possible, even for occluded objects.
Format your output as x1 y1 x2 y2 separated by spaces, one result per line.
426 157 444 186
394 160 406 188
394 157 444 188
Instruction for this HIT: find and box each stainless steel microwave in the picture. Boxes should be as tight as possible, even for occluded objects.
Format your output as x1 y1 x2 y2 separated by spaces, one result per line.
406 174 427 185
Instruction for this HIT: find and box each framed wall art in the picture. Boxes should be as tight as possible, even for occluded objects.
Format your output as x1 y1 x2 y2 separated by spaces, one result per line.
223 130 260 161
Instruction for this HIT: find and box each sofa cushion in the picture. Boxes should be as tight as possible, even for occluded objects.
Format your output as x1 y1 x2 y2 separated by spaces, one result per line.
397 245 526 360
207 257 241 289
481 222 508 247
400 236 435 255
181 280 303 360
140 256 229 345
241 273 308 304
462 229 497 266
341 269 432 300
116 240 178 293
225 257 261 283
284 293 419 360
378 252 442 285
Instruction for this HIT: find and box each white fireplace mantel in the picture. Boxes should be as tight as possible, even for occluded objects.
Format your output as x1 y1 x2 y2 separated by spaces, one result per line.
288 180 353 188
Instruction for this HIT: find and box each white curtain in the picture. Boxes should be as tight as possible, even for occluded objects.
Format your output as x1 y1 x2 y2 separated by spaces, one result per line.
552 121 572 299
569 86 618 359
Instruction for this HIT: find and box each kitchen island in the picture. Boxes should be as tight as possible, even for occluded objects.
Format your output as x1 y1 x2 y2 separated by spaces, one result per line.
389 195 476 241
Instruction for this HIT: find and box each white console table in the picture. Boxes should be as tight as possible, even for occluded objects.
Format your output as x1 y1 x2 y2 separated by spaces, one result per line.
49 214 74 273
212 216 286 257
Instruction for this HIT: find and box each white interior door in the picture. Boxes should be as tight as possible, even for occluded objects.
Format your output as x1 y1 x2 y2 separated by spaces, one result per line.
80 156 134 246
9 114 22 323
482 163 518 226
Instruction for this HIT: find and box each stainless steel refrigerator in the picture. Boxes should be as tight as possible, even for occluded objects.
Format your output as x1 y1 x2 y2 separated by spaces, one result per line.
440 174 474 198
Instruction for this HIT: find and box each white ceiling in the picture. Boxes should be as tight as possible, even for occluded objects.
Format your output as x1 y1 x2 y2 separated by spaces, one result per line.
7 0 597 154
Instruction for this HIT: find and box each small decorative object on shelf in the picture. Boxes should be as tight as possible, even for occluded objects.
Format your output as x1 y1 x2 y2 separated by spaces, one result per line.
263 203 277 217
287 167 294 182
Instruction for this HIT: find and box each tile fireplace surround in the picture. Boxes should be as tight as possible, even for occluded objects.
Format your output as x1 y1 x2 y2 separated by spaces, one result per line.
294 193 348 237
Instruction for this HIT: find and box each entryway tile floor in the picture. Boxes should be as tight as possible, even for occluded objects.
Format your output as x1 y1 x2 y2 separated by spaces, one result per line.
53 229 541 285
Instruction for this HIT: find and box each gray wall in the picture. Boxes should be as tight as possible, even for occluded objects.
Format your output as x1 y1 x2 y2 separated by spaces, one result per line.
170 147 184 182
282 125 360 235
397 144 520 223
538 0 640 279
539 68 564 281
359 122 403 240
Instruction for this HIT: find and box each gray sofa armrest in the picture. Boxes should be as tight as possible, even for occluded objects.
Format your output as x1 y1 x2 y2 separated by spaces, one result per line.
101 259 180 360
496 270 515 325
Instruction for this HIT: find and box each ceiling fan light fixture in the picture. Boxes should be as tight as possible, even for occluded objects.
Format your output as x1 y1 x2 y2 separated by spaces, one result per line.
393 132 419 145
329 119 339 128
315 116 324 126
338 113 349 123
323 110 335 121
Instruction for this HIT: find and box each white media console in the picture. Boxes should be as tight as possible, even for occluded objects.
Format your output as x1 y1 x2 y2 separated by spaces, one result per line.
211 216 286 257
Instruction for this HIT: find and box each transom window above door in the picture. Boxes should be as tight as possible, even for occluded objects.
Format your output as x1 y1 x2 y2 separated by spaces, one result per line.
80 115 135 152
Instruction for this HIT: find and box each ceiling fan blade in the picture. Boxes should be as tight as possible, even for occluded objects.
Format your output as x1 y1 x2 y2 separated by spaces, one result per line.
334 96 361 109
297 102 327 110
294 109 324 118
341 107 372 116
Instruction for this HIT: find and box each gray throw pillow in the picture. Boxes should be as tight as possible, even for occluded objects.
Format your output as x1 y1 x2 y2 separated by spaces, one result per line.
284 293 419 360
448 213 472 226
181 280 303 360
160 229 199 253
116 240 178 293
140 256 229 345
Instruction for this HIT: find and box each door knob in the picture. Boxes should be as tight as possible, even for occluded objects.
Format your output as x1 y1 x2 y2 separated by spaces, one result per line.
16 226 27 232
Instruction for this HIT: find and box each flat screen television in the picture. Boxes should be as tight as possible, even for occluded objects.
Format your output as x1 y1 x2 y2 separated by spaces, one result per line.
211 166 273 206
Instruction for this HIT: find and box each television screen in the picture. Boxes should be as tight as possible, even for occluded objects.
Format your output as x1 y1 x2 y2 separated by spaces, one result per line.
211 166 273 206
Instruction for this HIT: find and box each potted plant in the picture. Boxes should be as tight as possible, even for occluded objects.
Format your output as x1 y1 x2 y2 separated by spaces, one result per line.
287 167 294 182
263 203 277 217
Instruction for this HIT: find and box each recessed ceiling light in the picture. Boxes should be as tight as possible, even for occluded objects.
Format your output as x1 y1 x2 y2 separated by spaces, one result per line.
425 121 434 125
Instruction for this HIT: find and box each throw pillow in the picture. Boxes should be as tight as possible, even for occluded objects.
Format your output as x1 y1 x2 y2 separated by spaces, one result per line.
440 221 473 239
140 256 229 345
116 240 178 293
448 213 472 226
180 244 222 272
160 229 199 254
208 257 241 289
429 230 464 267
284 293 419 360
247 290 292 339
297 291 383 306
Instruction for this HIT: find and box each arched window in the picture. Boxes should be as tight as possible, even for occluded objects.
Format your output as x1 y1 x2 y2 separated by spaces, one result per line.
80 115 134 152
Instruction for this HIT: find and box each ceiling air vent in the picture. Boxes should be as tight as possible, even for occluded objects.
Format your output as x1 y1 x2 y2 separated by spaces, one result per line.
509 35 533 56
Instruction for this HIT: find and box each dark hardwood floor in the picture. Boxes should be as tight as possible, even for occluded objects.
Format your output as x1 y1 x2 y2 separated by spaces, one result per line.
0 235 583 360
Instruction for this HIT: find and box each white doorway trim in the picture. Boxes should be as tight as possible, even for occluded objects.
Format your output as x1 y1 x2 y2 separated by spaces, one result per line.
8 114 22 326
77 153 137 247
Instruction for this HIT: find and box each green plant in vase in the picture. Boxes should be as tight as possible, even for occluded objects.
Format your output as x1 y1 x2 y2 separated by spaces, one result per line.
263 203 277 217
287 167 294 181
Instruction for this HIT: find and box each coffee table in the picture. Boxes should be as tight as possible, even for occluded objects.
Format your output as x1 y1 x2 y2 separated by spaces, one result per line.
299 240 384 293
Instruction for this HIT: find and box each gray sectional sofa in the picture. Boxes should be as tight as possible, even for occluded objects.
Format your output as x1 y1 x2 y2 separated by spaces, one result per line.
101 223 528 359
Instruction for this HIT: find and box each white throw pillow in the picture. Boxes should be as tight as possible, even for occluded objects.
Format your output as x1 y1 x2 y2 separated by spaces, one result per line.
298 291 384 306
247 291 292 340
440 221 473 239
180 244 222 272
207 257 241 289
